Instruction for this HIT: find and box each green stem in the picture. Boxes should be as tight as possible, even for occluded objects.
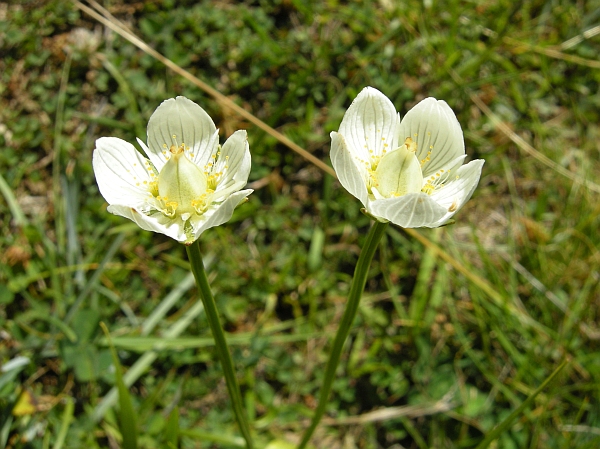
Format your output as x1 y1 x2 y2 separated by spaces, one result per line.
186 241 253 449
298 220 389 449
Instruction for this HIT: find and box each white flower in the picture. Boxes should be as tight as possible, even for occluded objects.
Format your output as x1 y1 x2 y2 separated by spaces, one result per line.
331 87 484 227
93 96 253 244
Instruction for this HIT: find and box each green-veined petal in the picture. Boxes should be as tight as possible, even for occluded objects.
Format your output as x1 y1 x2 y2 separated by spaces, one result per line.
367 192 448 228
429 159 485 226
93 137 155 207
330 131 369 206
398 98 465 179
146 96 218 170
338 87 400 164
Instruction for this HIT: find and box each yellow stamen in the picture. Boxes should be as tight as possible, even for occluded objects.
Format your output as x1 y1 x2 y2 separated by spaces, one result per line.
448 199 458 212
404 137 417 152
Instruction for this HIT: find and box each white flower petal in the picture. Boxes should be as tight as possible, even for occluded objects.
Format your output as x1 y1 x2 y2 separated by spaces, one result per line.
367 193 448 228
107 204 187 242
146 96 218 170
429 159 485 226
214 130 251 192
420 154 465 192
338 86 400 163
330 131 369 207
189 189 253 241
398 98 465 178
213 180 246 202
191 129 220 168
93 137 154 207
437 154 467 176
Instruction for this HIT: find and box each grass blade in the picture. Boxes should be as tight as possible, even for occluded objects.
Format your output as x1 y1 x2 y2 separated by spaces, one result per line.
52 397 74 449
164 406 179 448
474 359 570 449
100 322 138 449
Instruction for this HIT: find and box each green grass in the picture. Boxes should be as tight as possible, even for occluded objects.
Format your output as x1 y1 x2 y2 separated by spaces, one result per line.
1 0 600 447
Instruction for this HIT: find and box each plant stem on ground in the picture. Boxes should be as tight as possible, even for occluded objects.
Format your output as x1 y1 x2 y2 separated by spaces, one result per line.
186 240 254 449
298 220 389 449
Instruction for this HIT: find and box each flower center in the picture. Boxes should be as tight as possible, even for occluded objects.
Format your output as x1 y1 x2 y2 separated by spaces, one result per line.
371 138 423 198
155 144 213 218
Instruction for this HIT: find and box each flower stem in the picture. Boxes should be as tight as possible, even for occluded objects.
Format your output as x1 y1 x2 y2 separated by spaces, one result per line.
298 220 389 449
186 240 253 449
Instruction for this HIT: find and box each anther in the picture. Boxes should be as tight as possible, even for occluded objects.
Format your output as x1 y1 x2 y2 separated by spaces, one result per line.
404 137 417 152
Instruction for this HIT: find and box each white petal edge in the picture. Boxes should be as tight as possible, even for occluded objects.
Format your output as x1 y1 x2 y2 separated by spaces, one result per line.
136 137 158 169
189 189 253 241
367 193 448 228
107 204 187 242
429 159 485 227
146 96 218 170
338 86 400 164
330 131 369 207
214 130 251 192
93 137 154 207
398 97 465 178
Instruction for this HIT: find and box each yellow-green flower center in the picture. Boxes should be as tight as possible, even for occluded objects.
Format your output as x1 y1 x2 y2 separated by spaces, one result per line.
156 144 212 217
371 138 423 198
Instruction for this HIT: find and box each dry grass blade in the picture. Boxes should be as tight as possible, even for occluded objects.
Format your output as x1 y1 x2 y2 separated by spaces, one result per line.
498 252 567 312
469 93 600 194
503 36 600 69
558 425 600 436
322 396 456 425
73 0 335 177
561 25 600 50
472 23 600 68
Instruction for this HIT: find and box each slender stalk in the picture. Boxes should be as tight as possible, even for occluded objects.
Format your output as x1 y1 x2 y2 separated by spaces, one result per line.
186 241 254 449
298 220 389 449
